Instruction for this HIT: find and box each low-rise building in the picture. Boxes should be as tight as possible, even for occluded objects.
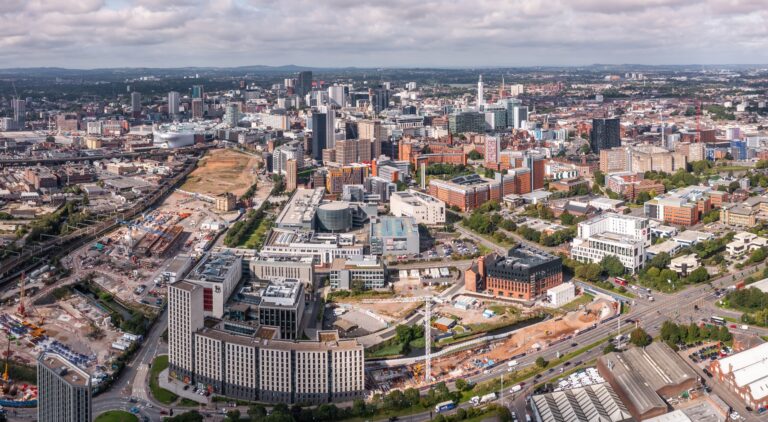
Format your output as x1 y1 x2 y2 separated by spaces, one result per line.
329 256 387 290
546 282 575 307
369 216 420 256
250 255 315 286
669 254 701 276
726 232 768 257
530 383 633 422
644 186 713 227
390 190 446 225
710 342 768 411
465 246 562 300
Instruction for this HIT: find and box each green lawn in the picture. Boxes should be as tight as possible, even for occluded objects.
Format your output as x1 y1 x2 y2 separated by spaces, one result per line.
366 341 405 358
559 293 594 312
149 355 178 405
241 217 274 249
94 410 138 422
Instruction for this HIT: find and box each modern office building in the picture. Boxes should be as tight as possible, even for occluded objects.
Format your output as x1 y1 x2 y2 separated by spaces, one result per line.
390 190 446 225
296 71 313 97
330 255 387 290
168 91 180 115
448 111 485 134
369 216 420 256
465 246 563 300
571 213 650 273
255 280 306 340
37 352 92 422
590 118 621 153
274 188 325 230
644 186 713 227
192 84 204 99
250 255 315 286
185 251 243 318
130 91 141 116
312 111 330 161
260 229 364 265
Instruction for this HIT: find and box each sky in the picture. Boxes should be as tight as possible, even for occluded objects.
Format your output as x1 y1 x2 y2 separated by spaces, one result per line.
0 0 767 69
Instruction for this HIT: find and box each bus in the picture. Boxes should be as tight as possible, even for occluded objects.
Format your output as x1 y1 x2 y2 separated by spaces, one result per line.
435 401 456 413
711 316 726 326
614 277 627 286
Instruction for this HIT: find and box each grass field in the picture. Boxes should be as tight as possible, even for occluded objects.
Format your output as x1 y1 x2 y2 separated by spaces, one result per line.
181 149 259 197
94 411 138 422
149 355 178 405
240 217 274 249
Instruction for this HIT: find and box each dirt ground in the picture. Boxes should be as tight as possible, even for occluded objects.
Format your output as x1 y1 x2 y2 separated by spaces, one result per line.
429 299 617 379
181 149 260 197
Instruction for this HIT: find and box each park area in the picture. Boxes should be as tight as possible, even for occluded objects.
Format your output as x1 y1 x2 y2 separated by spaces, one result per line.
181 149 260 197
94 410 138 422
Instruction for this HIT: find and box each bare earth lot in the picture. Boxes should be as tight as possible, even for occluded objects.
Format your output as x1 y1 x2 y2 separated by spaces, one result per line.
181 149 260 197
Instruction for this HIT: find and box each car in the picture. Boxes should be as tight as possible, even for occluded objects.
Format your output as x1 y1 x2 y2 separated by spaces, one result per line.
146 403 153 408
129 397 138 403
571 343 577 347
183 385 190 390
160 411 169 415
574 361 582 366
548 368 555 373
746 406 754 412
389 417 400 422
130 407 140 414
534 374 542 380
563 361 571 366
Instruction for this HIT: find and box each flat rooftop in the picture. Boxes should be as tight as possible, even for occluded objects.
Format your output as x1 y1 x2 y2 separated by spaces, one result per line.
490 245 559 271
370 216 418 238
275 187 325 227
259 280 303 307
39 352 90 387
187 251 241 284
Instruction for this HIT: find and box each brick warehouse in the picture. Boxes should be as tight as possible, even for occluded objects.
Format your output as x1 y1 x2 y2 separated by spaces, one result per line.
465 246 562 300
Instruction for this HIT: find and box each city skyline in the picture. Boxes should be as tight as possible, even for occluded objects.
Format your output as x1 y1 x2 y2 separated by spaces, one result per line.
0 0 766 68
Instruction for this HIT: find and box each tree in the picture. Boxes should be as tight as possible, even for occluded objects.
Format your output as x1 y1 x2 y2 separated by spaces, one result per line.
600 255 625 277
575 263 602 282
593 170 605 187
647 252 671 270
560 211 575 226
248 404 267 421
535 356 549 368
468 150 483 160
636 191 651 204
629 327 652 347
225 410 242 422
455 378 468 391
728 181 741 193
579 144 592 154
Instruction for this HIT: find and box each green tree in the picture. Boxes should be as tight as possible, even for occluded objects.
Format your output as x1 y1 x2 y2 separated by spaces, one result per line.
600 255 625 277
629 327 652 347
468 150 483 160
593 170 605 186
636 191 651 204
455 378 468 391
603 343 617 354
560 211 575 226
535 356 549 368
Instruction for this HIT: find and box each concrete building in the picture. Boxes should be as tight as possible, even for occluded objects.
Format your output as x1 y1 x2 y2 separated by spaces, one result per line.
286 159 298 192
255 280 305 340
250 256 315 286
530 383 632 422
274 188 325 230
168 281 205 382
547 282 575 307
390 190 446 225
571 213 650 273
168 91 180 115
369 216 420 256
669 254 701 276
37 352 92 422
726 231 768 257
465 246 563 300
710 342 768 410
185 251 243 318
260 229 364 265
162 255 194 284
598 342 698 421
329 255 387 290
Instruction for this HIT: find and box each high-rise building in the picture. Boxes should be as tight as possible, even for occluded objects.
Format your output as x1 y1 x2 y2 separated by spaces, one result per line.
168 91 180 115
590 118 621 153
286 159 298 192
358 119 384 158
224 103 240 127
449 111 485 134
296 71 313 97
512 105 528 129
130 92 141 117
12 98 25 129
168 281 204 381
328 85 346 107
477 75 485 107
336 139 358 166
37 352 92 422
192 85 204 99
484 136 500 167
312 112 329 161
191 98 204 119
370 86 390 113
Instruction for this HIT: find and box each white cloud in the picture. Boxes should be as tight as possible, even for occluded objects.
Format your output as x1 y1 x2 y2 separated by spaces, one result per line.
0 0 765 68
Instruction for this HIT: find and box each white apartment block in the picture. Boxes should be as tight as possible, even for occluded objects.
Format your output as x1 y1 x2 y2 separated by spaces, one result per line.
168 281 204 381
390 190 446 225
571 214 650 274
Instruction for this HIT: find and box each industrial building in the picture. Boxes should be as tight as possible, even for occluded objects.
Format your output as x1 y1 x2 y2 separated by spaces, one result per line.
369 216 420 256
571 213 650 274
329 255 388 290
598 342 698 420
530 383 633 422
37 352 92 422
710 342 768 410
389 190 446 225
465 246 563 300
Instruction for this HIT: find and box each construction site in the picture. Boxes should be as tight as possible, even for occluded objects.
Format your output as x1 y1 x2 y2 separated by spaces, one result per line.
180 148 263 197
367 296 619 393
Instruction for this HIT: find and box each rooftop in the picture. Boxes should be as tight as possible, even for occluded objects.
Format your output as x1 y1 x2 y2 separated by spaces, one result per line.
716 342 768 399
275 187 325 227
39 352 90 387
259 280 304 308
370 216 418 238
531 383 632 422
187 251 241 284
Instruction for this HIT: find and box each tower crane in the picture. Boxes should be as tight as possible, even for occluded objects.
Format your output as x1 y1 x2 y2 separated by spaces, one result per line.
361 296 436 383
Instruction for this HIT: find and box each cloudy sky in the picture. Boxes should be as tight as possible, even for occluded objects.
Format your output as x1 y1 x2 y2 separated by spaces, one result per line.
0 0 766 68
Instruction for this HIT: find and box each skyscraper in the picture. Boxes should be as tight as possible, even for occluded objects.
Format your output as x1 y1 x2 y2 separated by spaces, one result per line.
130 92 141 117
336 139 358 165
328 85 346 107
168 91 180 116
370 86 390 114
12 98 25 129
512 105 528 129
590 118 621 153
296 71 313 97
477 75 485 108
168 281 204 381
191 98 204 119
286 159 298 192
224 103 240 127
37 352 92 422
192 85 204 99
312 111 328 161
358 120 384 158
